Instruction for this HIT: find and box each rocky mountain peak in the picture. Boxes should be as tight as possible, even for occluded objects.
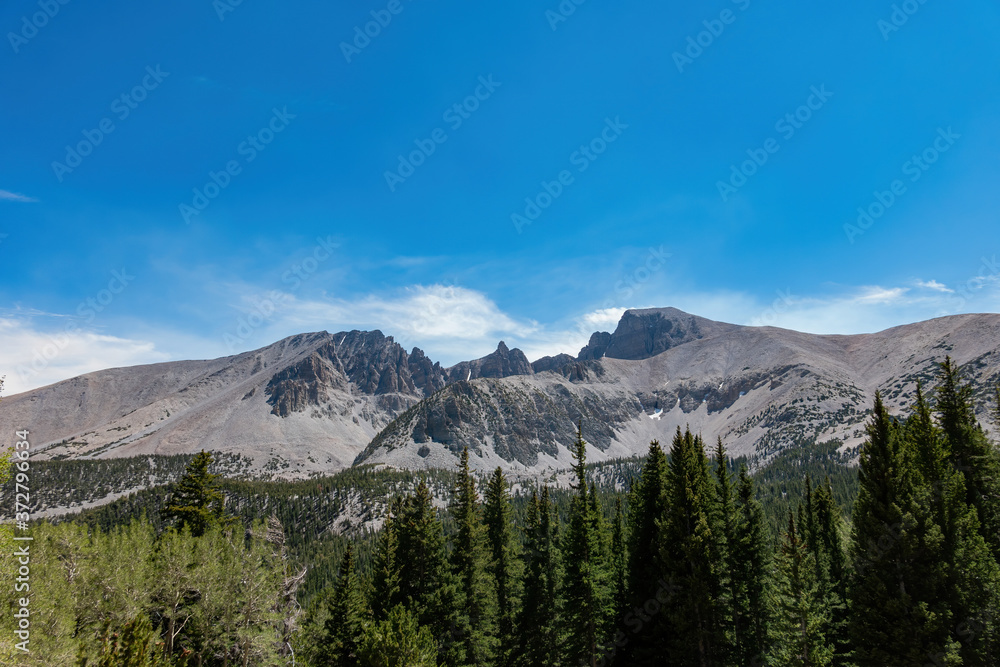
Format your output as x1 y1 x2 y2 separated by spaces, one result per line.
600 308 737 360
446 340 534 383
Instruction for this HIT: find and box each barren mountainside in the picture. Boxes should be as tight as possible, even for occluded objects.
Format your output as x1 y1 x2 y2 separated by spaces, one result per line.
2 307 998 477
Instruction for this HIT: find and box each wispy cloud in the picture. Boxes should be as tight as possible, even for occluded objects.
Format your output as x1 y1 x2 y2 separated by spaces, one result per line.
0 190 37 203
853 286 910 304
5 276 998 394
916 279 953 293
0 318 170 395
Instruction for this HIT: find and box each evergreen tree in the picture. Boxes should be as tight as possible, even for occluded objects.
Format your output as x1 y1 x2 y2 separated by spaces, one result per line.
913 379 1000 665
610 496 628 619
936 356 1000 560
810 479 849 665
713 437 737 665
847 391 988 665
161 450 227 537
483 467 522 667
84 615 167 667
392 480 462 666
516 487 560 667
357 605 438 667
450 447 497 666
731 465 770 666
660 427 725 666
766 514 833 667
318 544 367 667
370 497 403 622
560 425 612 667
623 440 669 665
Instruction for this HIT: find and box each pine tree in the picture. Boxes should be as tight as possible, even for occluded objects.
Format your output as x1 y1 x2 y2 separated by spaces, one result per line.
731 465 770 666
483 467 522 667
393 480 462 666
560 425 612 667
936 356 1000 560
451 447 497 666
318 544 367 667
610 496 628 619
766 514 833 667
161 450 227 537
85 615 167 667
913 378 1000 665
660 427 725 666
810 480 849 665
847 391 984 665
516 487 560 666
357 605 438 667
370 497 403 622
623 440 669 665
713 437 737 665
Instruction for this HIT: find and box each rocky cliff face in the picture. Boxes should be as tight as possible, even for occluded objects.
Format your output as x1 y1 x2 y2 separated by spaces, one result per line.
446 341 534 382
357 312 1000 472
2 308 999 479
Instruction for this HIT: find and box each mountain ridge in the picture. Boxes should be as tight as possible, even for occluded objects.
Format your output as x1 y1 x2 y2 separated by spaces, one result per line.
2 308 998 477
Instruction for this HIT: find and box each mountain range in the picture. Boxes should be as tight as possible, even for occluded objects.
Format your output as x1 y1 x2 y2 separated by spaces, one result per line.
2 307 998 477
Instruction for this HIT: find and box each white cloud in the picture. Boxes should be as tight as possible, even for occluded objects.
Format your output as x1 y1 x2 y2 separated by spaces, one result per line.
916 279 953 293
0 318 170 395
580 307 627 330
221 284 542 364
853 286 910 304
5 275 999 397
0 190 37 203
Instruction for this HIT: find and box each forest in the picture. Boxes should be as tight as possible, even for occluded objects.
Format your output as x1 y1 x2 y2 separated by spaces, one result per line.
2 357 1000 666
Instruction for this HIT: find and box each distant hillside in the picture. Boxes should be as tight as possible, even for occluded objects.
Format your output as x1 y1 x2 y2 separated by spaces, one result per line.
1 308 998 479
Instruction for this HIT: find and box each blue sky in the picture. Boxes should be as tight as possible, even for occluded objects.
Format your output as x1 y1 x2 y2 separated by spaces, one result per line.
2 0 999 393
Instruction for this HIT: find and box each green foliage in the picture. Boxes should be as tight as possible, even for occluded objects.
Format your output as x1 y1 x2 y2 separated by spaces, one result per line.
560 424 613 667
373 480 461 666
660 426 727 665
160 450 228 537
449 447 497 665
82 615 167 667
356 605 437 667
515 486 561 666
317 544 367 666
622 439 669 665
483 466 522 667
731 465 771 666
849 385 1000 666
15 359 1000 666
766 514 833 667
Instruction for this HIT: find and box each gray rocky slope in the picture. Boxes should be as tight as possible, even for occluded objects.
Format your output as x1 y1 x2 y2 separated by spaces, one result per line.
2 308 998 476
